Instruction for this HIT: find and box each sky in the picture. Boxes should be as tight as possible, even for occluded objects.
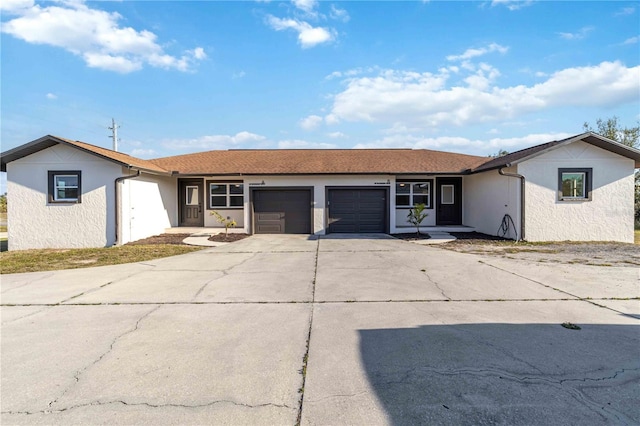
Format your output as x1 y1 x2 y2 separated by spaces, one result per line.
1 0 639 193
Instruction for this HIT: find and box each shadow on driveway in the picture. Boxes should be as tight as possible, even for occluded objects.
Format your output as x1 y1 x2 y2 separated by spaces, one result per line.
359 323 640 425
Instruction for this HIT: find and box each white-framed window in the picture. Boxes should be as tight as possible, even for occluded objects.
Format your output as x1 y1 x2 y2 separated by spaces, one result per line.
48 171 81 203
396 181 431 207
208 182 244 208
558 168 592 201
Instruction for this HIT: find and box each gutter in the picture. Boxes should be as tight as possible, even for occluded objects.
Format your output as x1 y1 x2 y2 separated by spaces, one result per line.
498 167 525 241
114 170 141 246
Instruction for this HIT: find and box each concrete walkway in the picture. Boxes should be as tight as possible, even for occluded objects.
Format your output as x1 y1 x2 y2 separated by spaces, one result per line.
1 235 638 425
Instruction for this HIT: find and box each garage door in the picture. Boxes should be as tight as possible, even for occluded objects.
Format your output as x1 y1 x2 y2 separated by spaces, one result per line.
253 189 312 234
328 188 387 233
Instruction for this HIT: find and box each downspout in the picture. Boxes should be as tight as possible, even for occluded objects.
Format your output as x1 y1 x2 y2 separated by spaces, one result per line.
114 170 140 246
498 167 525 241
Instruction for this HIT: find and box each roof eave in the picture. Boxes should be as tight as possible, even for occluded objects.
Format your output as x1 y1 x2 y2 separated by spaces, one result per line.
0 135 171 175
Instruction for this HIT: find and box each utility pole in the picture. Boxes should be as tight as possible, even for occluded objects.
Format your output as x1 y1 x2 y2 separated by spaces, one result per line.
108 118 119 151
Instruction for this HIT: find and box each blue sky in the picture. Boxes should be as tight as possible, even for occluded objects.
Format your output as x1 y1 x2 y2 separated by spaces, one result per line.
1 0 639 183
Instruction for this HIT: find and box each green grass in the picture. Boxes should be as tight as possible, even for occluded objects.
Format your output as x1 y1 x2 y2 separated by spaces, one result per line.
635 230 640 245
0 245 204 274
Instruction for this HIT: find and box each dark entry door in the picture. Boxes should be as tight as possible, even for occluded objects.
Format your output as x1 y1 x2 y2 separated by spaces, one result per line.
436 177 462 225
253 189 312 234
328 188 387 233
179 180 204 226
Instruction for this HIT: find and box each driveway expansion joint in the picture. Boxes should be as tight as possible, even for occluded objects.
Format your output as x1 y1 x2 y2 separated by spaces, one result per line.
295 237 319 426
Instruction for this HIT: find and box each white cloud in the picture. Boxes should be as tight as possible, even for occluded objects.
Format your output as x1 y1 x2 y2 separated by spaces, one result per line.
330 4 350 22
446 43 508 61
292 0 317 14
0 0 33 13
1 0 205 73
232 70 247 79
299 114 324 130
622 36 639 45
327 131 347 139
353 132 572 156
490 0 534 11
191 47 207 60
325 66 380 80
129 148 158 158
266 16 334 48
558 26 594 40
164 132 267 150
325 61 640 129
614 6 635 16
278 139 337 149
46 93 57 100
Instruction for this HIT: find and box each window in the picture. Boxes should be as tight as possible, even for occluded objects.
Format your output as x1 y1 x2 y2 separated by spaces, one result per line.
186 186 199 205
558 168 592 201
208 182 244 208
48 171 81 203
396 181 432 207
441 185 455 205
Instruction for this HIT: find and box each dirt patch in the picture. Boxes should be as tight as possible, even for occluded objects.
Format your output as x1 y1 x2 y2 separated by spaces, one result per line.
440 232 640 267
127 234 191 245
391 233 431 242
208 233 251 243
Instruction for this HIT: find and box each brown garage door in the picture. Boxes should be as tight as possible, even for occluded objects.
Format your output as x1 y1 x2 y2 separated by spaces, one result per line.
253 189 312 234
328 188 387 233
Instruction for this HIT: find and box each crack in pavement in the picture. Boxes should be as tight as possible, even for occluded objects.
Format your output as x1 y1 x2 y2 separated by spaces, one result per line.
0 273 55 294
479 260 639 318
191 252 260 300
378 365 640 423
1 306 53 325
57 268 155 305
46 305 162 411
306 391 369 403
4 398 295 416
422 269 451 300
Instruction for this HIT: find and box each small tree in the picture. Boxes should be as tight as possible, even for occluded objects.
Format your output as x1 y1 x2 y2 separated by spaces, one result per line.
407 203 428 237
583 116 639 148
210 211 237 240
584 117 640 226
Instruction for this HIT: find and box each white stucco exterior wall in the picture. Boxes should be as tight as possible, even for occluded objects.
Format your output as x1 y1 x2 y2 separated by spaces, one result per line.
6 145 121 250
120 174 177 244
518 141 635 243
464 168 520 240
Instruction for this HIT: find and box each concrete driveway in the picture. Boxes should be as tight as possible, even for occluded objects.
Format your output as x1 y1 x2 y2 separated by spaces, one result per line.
1 235 639 425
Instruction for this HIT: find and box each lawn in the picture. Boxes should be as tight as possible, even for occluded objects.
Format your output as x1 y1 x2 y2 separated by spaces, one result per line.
635 230 640 245
0 244 203 274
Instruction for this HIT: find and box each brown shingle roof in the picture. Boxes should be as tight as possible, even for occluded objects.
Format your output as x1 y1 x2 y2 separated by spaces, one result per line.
0 135 170 174
57 137 170 174
150 148 489 175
